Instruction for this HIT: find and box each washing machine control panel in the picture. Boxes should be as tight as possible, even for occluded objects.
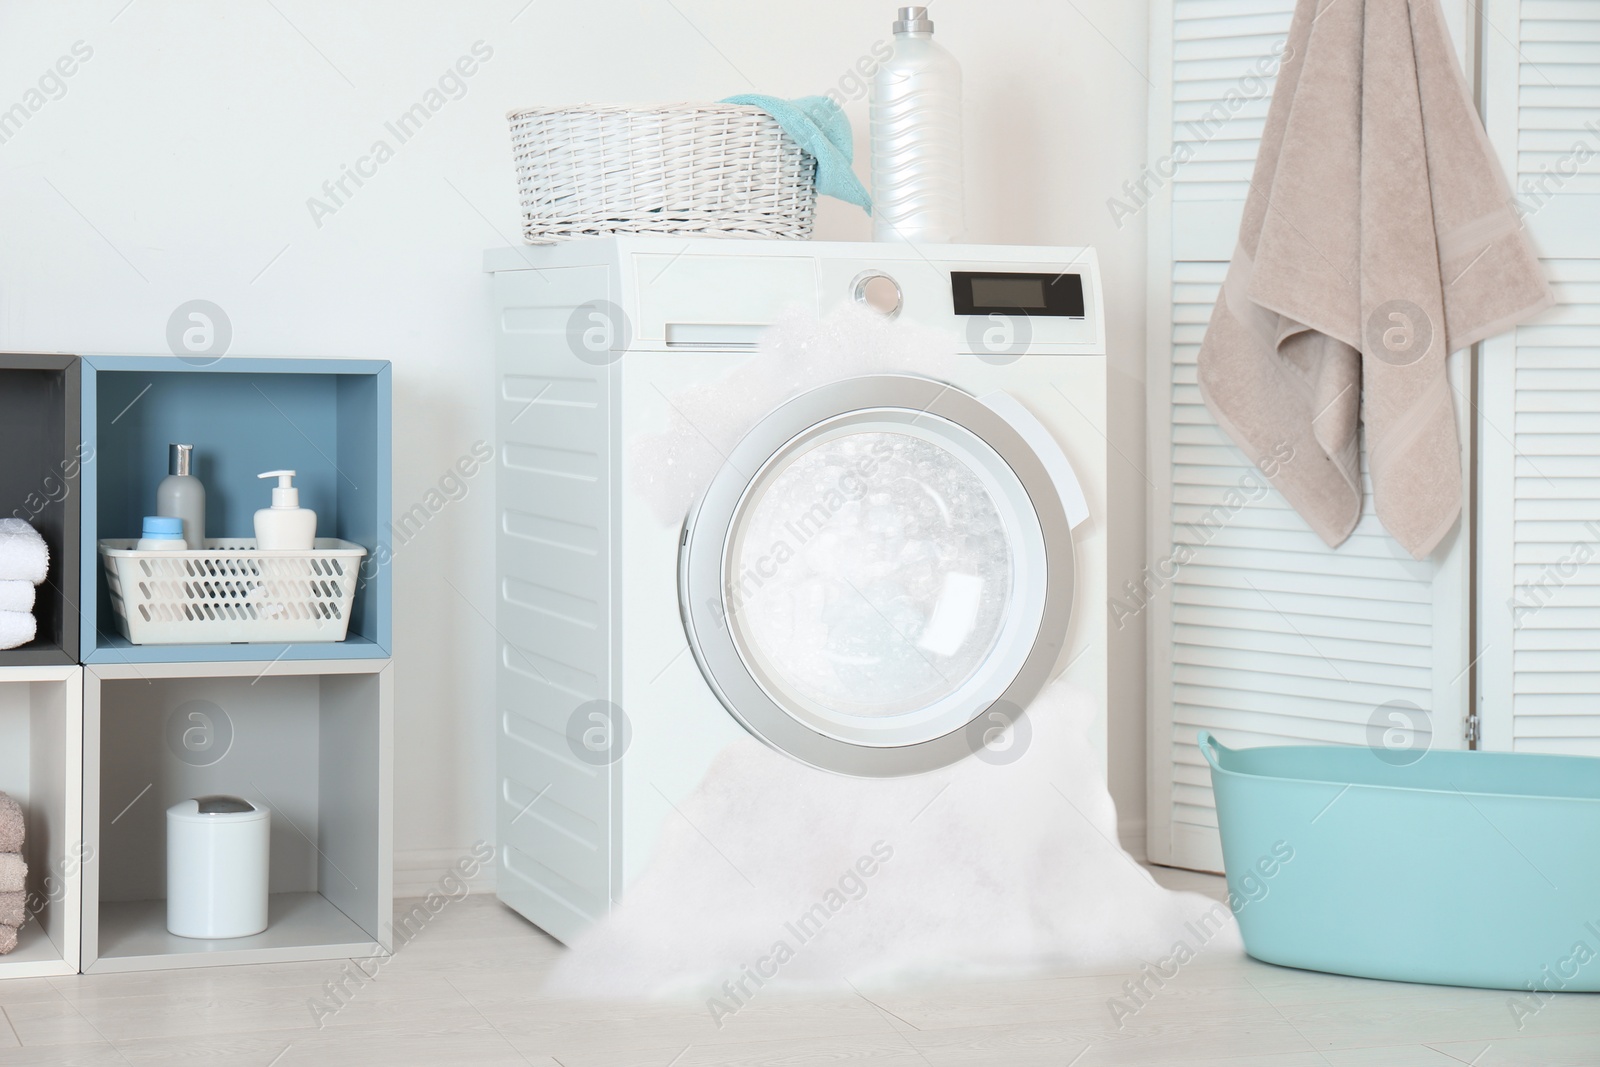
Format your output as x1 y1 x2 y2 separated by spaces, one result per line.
950 271 1085 318
820 251 1102 354
591 242 1104 355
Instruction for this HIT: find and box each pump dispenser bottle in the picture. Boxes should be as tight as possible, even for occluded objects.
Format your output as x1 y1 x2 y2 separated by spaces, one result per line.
158 444 206 549
253 470 317 550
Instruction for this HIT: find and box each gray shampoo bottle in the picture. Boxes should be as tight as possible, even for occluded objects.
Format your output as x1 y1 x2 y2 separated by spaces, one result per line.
157 443 207 549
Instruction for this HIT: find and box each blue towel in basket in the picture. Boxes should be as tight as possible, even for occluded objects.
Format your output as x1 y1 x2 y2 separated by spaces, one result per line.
721 94 872 212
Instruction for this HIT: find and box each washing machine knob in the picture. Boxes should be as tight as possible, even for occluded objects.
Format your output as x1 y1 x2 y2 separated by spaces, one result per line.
852 272 903 318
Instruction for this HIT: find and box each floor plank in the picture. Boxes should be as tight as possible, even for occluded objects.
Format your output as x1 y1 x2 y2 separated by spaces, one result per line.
0 873 1595 1066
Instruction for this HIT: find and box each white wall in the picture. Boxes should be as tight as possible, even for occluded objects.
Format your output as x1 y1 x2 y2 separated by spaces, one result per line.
0 0 1153 880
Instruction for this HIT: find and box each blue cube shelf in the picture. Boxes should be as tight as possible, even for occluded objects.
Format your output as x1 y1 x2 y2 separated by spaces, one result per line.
80 357 392 664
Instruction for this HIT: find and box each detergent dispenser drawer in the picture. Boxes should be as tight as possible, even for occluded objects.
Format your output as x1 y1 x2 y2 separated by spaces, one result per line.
631 253 817 347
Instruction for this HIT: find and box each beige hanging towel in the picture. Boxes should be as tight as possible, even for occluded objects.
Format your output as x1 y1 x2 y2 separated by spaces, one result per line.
1197 0 1553 559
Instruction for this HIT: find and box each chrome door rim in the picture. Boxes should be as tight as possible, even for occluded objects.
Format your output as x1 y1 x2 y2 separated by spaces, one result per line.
679 375 1077 777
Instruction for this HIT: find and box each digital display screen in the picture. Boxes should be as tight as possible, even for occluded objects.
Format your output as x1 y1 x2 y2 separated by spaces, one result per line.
951 271 1085 318
969 276 1047 309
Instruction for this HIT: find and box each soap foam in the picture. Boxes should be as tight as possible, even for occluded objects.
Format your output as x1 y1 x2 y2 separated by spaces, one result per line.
627 302 976 529
549 679 1240 997
733 429 1011 716
564 308 1241 998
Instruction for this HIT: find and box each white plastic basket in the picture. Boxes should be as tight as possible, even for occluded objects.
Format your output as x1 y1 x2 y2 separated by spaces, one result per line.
507 103 818 243
99 539 368 645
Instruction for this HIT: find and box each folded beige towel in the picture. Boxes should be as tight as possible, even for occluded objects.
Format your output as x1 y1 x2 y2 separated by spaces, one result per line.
0 923 15 955
0 852 24 894
0 792 21 854
0 890 24 928
1197 0 1553 559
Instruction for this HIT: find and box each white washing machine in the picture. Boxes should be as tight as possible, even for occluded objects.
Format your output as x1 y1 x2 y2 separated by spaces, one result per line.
487 238 1107 943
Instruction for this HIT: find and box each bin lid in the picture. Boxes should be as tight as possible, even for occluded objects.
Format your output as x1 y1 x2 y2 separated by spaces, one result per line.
197 795 255 814
167 795 266 819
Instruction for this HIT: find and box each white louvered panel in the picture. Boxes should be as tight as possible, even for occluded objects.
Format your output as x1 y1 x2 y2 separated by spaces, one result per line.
1481 0 1600 757
1159 263 1445 864
1170 0 1294 202
1516 0 1600 193
1506 258 1600 756
1149 0 1472 873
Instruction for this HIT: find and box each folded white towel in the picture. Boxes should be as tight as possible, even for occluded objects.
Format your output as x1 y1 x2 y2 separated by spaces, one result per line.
0 611 36 651
0 581 34 614
0 519 47 585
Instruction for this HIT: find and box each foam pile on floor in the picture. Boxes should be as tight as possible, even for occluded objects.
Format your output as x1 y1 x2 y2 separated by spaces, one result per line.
549 679 1241 999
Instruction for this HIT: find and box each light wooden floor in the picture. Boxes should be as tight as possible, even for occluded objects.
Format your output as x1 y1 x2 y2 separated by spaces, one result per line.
2 866 1598 1066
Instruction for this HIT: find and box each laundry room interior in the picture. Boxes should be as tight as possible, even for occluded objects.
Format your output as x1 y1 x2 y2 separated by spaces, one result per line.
1 0 1598 1064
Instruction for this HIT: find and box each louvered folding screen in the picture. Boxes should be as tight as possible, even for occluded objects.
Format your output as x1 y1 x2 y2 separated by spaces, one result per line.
1145 0 1473 871
1478 0 1600 757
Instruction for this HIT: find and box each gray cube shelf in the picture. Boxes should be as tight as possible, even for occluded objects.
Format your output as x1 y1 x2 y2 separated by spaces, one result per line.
82 660 393 972
0 354 82 666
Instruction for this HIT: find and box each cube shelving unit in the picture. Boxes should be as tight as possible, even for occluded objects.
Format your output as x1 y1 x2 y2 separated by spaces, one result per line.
0 665 83 979
0 351 393 978
80 356 392 663
0 354 81 666
82 659 393 972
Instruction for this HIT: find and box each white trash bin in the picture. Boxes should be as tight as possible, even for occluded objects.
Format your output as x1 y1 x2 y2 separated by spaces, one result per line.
166 795 270 938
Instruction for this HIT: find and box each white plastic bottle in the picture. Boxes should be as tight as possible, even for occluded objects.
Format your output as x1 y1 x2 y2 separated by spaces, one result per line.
137 515 188 552
254 470 317 551
870 6 964 243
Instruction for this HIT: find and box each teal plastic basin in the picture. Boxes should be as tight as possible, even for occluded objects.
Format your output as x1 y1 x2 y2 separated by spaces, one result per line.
1199 731 1600 991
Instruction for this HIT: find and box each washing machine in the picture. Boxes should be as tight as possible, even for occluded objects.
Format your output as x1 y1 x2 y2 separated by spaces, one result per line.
487 238 1107 943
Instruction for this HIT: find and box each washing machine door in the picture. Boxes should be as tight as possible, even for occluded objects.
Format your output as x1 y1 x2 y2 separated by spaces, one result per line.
679 375 1082 777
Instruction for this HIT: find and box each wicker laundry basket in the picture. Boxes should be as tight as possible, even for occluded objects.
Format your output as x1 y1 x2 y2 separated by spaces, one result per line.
507 103 819 243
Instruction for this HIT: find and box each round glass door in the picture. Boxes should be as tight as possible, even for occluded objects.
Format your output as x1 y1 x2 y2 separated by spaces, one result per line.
680 376 1077 776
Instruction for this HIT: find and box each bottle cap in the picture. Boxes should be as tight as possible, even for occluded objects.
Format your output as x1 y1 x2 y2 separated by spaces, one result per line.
259 470 300 509
894 5 933 32
169 443 194 477
142 515 184 539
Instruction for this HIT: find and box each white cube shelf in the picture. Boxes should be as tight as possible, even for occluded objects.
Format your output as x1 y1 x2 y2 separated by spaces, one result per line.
83 660 392 973
0 665 83 979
